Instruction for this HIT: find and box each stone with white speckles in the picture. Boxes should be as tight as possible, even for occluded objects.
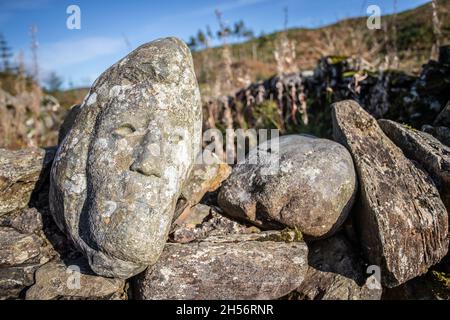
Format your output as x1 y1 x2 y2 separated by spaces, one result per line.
0 147 55 215
378 119 450 212
25 258 126 300
49 37 202 279
132 232 308 300
296 233 382 300
218 134 357 239
332 100 448 288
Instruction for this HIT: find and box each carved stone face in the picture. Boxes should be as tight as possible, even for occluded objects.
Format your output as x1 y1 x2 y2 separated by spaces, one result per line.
87 94 194 263
50 37 202 278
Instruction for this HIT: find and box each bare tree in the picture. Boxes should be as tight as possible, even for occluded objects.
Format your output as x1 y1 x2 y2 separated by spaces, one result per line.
283 6 289 31
215 9 234 96
122 33 133 52
274 7 297 76
187 36 198 51
0 33 13 72
299 85 308 125
391 0 399 69
15 50 27 93
431 0 442 60
29 25 39 83
45 72 63 92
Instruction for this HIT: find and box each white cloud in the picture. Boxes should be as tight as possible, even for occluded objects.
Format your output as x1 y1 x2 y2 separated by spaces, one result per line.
39 36 125 70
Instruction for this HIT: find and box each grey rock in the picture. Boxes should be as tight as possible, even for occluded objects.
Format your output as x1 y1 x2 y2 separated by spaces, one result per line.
0 207 57 299
0 263 41 300
383 271 450 300
434 100 450 127
218 134 357 239
332 100 449 288
0 207 43 234
0 148 55 215
170 205 254 244
174 150 231 223
133 232 308 300
176 203 212 228
296 234 382 300
49 37 202 279
199 229 302 243
379 119 450 211
0 228 47 266
25 258 126 300
422 125 450 147
58 104 81 145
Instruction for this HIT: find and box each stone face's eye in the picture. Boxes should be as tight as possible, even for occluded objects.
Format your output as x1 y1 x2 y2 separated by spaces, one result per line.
113 124 136 137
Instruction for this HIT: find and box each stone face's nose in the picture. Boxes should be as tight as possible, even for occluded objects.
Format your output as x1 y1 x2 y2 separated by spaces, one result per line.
130 139 163 177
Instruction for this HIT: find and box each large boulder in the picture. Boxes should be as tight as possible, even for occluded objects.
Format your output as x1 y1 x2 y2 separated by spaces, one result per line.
49 37 202 279
296 233 382 300
218 134 357 239
133 232 308 300
0 147 55 215
332 100 448 287
379 119 450 211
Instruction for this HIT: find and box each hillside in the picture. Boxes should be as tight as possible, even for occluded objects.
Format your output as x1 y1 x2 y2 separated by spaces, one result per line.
192 0 450 94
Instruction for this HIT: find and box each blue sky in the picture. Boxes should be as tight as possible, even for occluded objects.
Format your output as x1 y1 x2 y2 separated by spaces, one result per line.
0 0 430 88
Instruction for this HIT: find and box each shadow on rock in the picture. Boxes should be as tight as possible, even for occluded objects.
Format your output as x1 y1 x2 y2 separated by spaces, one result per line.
27 146 86 268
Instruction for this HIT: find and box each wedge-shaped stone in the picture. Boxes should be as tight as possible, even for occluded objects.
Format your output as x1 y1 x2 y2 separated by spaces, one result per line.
332 100 448 287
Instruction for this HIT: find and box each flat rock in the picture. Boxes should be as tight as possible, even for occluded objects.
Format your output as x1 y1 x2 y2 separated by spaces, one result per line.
49 37 202 279
133 232 308 300
379 119 450 211
0 207 43 234
296 234 382 300
0 228 46 266
170 205 255 244
0 207 57 299
0 148 55 215
0 263 42 300
25 258 126 300
332 100 449 287
218 134 357 238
